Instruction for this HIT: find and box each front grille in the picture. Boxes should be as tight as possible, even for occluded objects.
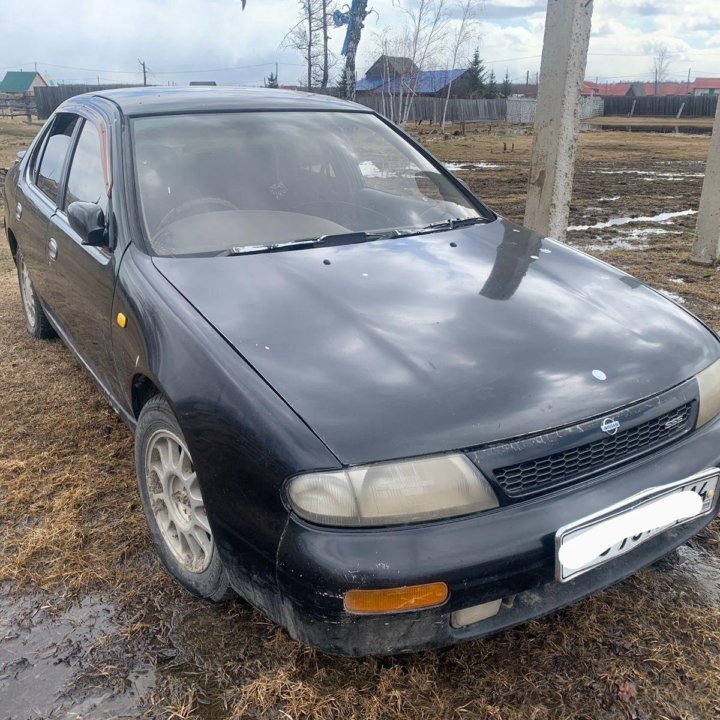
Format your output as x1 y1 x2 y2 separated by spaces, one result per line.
492 401 694 498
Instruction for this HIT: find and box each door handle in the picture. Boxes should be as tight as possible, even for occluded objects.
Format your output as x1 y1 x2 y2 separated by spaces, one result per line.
15 202 22 221
48 238 58 260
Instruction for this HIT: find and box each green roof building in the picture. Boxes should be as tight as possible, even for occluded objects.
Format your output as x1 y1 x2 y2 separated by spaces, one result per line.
0 71 48 95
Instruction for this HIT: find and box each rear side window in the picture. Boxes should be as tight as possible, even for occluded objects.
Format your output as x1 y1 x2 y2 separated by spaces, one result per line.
64 121 108 214
36 114 79 202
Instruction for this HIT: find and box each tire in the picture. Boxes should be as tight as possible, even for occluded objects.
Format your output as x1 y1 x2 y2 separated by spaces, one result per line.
135 395 234 602
16 248 55 339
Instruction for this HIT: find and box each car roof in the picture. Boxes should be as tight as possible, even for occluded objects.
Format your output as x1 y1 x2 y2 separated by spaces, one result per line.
64 86 369 117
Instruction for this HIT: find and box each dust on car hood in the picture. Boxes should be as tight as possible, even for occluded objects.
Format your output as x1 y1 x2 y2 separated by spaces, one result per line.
153 217 720 465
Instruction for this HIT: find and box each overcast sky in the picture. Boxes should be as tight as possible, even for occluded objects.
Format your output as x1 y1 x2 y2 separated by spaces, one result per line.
2 0 720 88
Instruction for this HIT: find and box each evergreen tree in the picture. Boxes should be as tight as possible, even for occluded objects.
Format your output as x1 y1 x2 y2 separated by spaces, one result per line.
500 69 513 98
336 70 348 98
485 68 498 99
466 48 486 97
265 71 279 88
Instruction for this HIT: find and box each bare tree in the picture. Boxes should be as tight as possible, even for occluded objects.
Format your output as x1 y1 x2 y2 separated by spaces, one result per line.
399 0 450 124
441 0 481 128
343 1 371 99
321 0 330 88
372 29 412 123
651 45 672 94
284 0 324 89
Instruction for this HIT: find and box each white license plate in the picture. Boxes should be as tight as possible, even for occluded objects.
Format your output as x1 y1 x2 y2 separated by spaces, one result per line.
556 469 719 582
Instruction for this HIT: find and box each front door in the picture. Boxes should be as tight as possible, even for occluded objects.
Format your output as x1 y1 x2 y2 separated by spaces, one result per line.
44 118 119 392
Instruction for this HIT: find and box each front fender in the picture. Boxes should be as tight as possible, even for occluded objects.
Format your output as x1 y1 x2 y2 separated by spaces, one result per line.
111 244 341 609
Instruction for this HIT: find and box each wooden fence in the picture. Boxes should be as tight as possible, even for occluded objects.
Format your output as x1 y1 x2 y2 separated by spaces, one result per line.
603 94 718 118
355 95 507 124
355 95 604 125
34 84 142 119
0 93 36 121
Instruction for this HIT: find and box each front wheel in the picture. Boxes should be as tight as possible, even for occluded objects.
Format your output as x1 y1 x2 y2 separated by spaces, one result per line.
16 249 55 339
135 395 234 602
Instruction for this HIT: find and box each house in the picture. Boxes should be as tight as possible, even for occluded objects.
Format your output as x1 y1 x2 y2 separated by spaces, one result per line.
364 55 419 81
691 78 720 96
356 55 473 97
0 71 48 95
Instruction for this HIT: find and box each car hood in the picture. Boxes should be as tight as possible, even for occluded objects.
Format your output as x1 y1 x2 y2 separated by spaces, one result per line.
153 218 719 465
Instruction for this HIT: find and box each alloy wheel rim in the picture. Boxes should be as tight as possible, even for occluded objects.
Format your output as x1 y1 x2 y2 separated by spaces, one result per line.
19 258 37 329
145 429 213 573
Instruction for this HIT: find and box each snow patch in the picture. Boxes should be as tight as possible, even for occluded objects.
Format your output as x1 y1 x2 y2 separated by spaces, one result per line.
580 240 650 252
591 169 704 180
659 289 686 305
444 162 505 171
568 209 696 232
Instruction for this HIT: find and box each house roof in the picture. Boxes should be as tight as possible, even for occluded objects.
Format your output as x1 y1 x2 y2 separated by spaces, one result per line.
357 68 468 95
0 71 43 93
692 77 720 89
355 76 385 92
583 80 697 97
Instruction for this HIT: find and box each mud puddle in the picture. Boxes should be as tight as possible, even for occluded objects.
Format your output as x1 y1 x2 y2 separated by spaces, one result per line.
0 586 154 719
651 541 720 606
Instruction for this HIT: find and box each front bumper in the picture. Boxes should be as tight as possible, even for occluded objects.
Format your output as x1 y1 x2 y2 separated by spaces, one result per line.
273 414 720 656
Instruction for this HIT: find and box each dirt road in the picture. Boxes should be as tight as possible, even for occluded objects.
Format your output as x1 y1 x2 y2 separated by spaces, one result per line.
1 117 719 719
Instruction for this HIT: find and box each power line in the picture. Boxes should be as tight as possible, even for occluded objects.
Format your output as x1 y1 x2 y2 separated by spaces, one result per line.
0 60 307 76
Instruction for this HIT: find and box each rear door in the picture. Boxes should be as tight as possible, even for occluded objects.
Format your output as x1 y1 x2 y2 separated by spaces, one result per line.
14 113 80 303
44 118 118 389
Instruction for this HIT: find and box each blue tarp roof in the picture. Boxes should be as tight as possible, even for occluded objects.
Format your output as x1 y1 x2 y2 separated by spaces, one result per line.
356 68 467 94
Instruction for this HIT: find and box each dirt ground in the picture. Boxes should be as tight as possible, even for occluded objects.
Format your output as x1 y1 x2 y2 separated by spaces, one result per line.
1 115 720 720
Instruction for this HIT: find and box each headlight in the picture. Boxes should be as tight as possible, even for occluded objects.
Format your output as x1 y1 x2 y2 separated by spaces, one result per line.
697 358 720 427
287 454 499 527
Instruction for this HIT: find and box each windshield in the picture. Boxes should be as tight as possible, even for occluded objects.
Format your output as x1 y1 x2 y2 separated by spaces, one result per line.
131 111 487 256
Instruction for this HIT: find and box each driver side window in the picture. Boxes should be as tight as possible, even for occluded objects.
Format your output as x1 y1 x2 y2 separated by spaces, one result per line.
64 121 108 215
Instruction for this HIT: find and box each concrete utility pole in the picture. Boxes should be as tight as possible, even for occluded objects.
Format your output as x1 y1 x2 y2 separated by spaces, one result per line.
691 98 720 265
139 59 147 86
523 0 594 241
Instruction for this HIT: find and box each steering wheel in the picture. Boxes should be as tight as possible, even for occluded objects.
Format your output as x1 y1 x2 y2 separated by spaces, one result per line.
289 200 394 228
157 197 239 231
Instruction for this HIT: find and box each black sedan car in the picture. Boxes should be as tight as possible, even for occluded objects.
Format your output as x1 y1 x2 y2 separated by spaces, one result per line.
3 87 720 656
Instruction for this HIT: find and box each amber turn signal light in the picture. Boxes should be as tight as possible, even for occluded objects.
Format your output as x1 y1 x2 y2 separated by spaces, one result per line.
116 313 127 328
344 582 449 615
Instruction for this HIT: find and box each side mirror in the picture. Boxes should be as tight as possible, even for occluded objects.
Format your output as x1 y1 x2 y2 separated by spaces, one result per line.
68 201 106 246
16 150 26 163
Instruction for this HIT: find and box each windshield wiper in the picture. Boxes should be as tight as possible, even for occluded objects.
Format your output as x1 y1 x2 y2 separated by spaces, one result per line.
221 230 397 256
391 216 488 240
422 216 488 232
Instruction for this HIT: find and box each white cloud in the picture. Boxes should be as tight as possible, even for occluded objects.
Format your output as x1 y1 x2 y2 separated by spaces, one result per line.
1 0 719 87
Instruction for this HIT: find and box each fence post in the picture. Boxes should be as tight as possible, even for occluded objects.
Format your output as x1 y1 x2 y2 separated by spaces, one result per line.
690 98 720 265
523 0 594 241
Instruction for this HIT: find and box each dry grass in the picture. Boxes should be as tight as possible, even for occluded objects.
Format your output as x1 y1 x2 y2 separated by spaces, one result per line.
1 116 720 719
